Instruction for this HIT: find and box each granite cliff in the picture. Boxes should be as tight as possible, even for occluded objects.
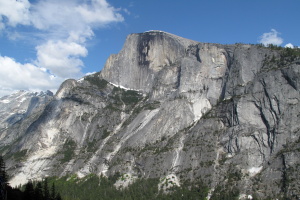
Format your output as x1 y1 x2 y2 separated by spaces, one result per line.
1 31 299 199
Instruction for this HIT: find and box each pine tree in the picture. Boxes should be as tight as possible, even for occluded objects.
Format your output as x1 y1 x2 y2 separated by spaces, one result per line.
50 183 56 200
43 178 50 200
55 193 62 200
0 156 8 184
23 181 35 200
34 182 44 200
0 156 7 200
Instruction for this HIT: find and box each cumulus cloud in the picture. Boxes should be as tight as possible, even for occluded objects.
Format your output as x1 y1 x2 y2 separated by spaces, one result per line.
76 0 124 25
259 29 283 46
29 0 123 38
36 40 87 78
0 0 31 28
0 0 124 96
0 56 63 97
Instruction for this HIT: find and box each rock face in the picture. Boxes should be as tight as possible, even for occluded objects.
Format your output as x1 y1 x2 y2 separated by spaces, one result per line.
0 90 53 144
1 31 300 199
101 31 198 92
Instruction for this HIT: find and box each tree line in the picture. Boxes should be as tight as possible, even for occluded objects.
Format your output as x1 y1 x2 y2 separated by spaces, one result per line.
0 156 62 200
0 154 244 199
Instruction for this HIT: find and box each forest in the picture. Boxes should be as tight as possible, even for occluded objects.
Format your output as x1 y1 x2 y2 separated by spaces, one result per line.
0 156 277 200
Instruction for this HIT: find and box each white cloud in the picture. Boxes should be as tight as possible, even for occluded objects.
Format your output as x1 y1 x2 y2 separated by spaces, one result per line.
0 56 63 97
0 0 124 97
76 0 124 25
259 29 283 46
29 0 123 41
123 8 131 15
36 40 87 78
284 43 294 48
0 0 31 27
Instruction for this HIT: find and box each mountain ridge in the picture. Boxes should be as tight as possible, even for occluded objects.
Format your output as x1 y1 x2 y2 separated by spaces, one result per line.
1 31 300 199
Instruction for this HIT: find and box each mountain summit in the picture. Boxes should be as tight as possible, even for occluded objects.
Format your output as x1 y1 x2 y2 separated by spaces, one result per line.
1 32 300 199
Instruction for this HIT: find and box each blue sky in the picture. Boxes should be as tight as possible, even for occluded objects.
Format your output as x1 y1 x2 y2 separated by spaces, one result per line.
0 0 299 97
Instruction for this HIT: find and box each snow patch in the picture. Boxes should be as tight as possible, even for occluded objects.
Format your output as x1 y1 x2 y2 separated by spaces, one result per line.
18 109 26 114
85 72 96 76
109 81 139 92
145 30 166 33
248 166 262 176
16 91 29 99
77 78 84 83
19 97 27 103
0 99 10 104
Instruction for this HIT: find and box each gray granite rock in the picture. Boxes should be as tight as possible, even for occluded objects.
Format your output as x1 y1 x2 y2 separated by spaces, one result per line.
1 31 299 199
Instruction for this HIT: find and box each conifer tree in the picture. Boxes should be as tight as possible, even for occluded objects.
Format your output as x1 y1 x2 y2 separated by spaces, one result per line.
34 182 44 200
0 156 7 200
50 183 56 200
43 178 50 200
55 193 62 200
23 181 35 200
0 156 8 184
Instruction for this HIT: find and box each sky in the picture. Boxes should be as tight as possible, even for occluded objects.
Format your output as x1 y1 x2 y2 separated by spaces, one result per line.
0 0 299 97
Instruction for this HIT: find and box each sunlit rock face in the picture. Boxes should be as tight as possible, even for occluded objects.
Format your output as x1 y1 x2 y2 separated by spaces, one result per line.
1 31 300 199
101 31 197 92
0 90 53 144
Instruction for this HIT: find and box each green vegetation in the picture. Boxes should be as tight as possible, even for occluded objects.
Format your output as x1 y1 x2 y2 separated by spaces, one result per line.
105 88 143 113
159 179 209 200
0 145 11 156
276 136 300 158
138 133 182 156
86 139 97 153
142 101 161 110
121 90 141 105
80 112 90 121
209 166 242 200
280 46 300 62
105 103 121 111
210 184 240 200
84 73 108 89
59 139 76 163
22 174 209 200
260 44 300 69
13 149 28 162
111 87 142 106
17 178 63 200
0 155 8 184
0 155 64 200
101 129 111 139
122 100 160 127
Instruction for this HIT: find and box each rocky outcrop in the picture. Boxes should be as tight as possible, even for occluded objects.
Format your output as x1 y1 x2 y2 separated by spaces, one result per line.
0 90 53 144
1 31 299 199
101 31 198 92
